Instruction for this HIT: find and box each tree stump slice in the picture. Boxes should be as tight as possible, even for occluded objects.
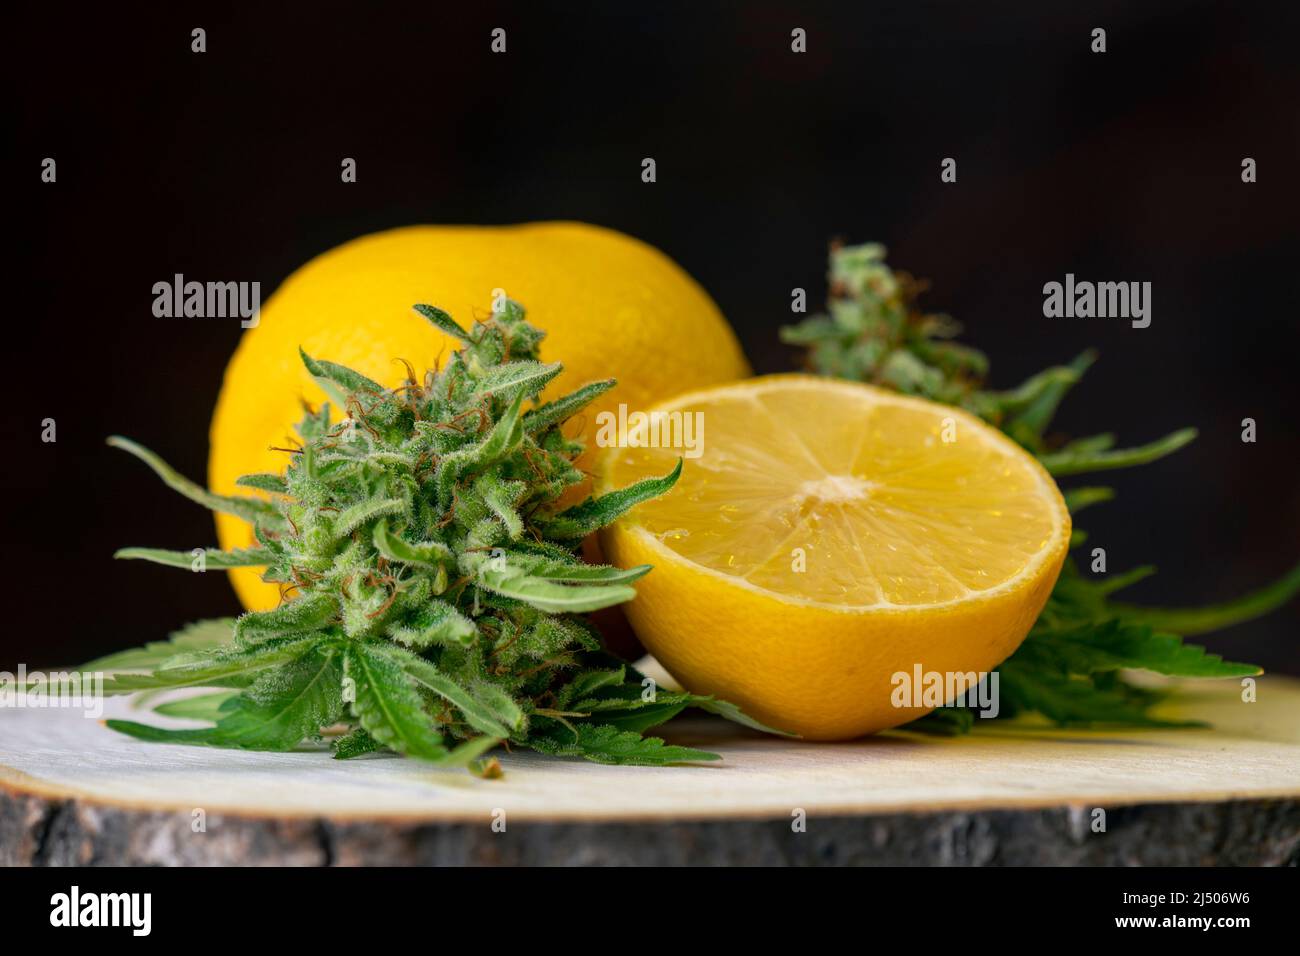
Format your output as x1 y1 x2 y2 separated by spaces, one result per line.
2 677 1298 866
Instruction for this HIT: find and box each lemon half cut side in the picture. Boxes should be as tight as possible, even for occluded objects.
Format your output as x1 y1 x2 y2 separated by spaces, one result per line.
596 374 1071 739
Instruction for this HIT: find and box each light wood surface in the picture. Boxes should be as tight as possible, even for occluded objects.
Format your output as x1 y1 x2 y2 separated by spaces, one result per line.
2 675 1297 864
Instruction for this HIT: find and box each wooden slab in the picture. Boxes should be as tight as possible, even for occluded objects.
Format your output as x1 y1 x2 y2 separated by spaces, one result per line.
2 675 1298 865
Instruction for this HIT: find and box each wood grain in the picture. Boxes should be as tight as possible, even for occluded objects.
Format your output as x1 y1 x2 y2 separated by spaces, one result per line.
2 675 1297 865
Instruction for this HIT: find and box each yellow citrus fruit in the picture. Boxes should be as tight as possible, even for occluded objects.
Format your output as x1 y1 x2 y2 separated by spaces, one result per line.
210 222 750 610
596 374 1071 740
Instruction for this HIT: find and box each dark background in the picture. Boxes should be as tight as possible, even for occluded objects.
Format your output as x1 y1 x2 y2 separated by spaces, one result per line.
9 1 1298 672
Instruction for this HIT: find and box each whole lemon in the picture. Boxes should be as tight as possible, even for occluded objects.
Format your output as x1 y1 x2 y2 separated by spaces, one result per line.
210 222 750 610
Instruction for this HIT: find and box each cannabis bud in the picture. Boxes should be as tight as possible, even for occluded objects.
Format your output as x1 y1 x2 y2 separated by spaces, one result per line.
102 299 732 769
781 241 991 408
781 241 1195 468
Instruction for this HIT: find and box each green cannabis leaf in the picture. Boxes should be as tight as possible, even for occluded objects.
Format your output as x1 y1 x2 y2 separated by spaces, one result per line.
110 642 345 750
82 618 237 672
527 723 720 767
785 241 1296 732
103 298 761 769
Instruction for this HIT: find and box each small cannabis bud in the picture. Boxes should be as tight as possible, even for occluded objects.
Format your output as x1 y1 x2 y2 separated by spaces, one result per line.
785 241 1298 733
102 299 747 769
781 241 1199 466
782 240 992 409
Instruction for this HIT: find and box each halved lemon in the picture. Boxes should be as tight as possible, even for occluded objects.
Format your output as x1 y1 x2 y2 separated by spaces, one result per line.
595 374 1070 739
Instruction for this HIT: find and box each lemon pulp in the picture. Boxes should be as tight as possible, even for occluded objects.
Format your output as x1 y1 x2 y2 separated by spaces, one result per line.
597 374 1070 739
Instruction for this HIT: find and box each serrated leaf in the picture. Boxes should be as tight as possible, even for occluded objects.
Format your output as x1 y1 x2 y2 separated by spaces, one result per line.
565 682 797 737
475 568 637 613
469 682 527 734
543 460 683 540
331 497 406 539
344 643 447 761
1004 350 1096 440
477 474 526 538
152 691 240 721
688 695 799 736
433 392 525 504
472 390 526 464
1109 562 1300 637
987 364 1081 418
114 546 274 569
109 643 344 750
82 618 235 672
413 303 471 342
108 436 280 525
528 724 721 766
299 348 384 408
1024 620 1261 678
522 379 615 433
556 667 627 708
473 360 562 402
234 593 338 644
235 473 289 493
1040 428 1197 476
435 733 504 768
522 558 651 585
584 699 690 734
372 518 453 570
997 661 1202 728
387 599 477 648
333 727 385 759
100 635 320 696
371 643 511 738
